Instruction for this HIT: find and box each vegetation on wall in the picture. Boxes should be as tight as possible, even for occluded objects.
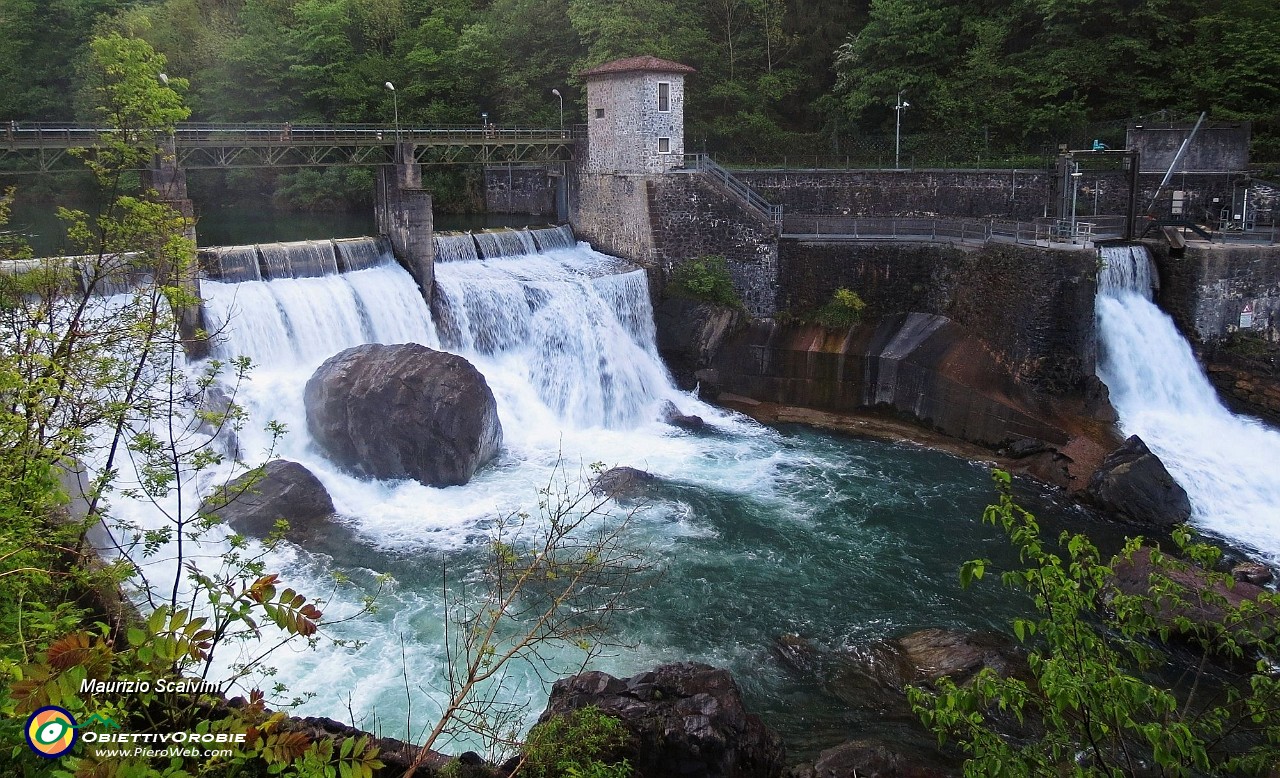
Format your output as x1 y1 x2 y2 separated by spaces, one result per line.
806 287 865 330
665 254 743 309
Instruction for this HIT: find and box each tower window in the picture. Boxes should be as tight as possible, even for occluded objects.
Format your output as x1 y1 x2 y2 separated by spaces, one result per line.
658 137 671 154
595 108 604 119
657 82 670 112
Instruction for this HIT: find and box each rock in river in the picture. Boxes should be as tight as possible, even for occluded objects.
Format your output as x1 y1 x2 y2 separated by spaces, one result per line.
304 344 502 487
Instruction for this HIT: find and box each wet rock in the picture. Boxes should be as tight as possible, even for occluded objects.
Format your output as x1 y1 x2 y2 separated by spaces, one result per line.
590 466 660 500
894 629 1026 687
1081 376 1119 424
655 297 746 390
537 662 785 778
304 344 502 487
201 459 335 539
1004 437 1050 458
1085 435 1192 526
790 739 953 778
1233 561 1274 586
1110 547 1277 644
661 400 710 432
194 382 242 461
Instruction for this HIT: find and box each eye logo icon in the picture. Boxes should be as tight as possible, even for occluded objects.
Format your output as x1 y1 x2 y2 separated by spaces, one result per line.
25 706 78 758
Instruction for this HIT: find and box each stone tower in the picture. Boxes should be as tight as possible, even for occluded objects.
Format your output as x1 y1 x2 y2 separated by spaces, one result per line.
579 56 696 174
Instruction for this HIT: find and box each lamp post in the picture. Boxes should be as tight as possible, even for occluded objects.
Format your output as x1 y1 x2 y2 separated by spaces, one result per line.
384 81 399 143
550 88 564 131
894 92 910 170
1070 164 1083 241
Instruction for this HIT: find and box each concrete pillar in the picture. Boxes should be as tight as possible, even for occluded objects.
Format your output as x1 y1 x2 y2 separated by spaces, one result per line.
376 141 434 303
143 135 207 359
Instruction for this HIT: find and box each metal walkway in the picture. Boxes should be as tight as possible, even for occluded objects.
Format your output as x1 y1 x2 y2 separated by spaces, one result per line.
781 215 1127 249
1 122 579 173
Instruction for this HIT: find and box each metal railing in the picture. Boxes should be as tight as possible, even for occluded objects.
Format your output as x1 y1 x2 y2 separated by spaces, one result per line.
678 153 783 227
3 122 580 149
781 215 1111 249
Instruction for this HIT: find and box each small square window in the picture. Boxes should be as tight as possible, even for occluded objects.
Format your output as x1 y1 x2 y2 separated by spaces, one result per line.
657 82 671 112
595 108 604 119
658 137 671 154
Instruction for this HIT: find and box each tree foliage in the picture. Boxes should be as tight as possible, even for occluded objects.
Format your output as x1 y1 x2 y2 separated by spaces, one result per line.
3 0 1275 167
910 470 1280 775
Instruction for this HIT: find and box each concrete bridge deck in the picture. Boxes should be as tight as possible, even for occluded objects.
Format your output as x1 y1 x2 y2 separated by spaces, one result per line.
2 122 579 172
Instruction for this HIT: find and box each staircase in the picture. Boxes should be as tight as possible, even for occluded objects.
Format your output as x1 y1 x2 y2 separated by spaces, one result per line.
676 153 783 228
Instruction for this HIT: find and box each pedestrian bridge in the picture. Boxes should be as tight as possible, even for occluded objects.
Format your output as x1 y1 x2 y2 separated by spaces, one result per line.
2 122 579 173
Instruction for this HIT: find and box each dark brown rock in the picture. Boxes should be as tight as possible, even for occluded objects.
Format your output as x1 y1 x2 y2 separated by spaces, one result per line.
662 400 709 432
1086 435 1192 526
1110 547 1277 644
201 459 335 538
591 466 659 500
1233 561 1274 586
537 662 785 778
790 739 952 778
304 344 501 487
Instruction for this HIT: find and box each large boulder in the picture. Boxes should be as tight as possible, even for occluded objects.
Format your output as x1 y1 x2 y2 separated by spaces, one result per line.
201 459 335 538
1086 435 1192 526
789 739 953 778
537 663 785 778
304 344 501 487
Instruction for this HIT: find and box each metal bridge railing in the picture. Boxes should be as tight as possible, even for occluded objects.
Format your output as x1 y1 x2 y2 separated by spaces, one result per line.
4 122 578 149
678 153 783 227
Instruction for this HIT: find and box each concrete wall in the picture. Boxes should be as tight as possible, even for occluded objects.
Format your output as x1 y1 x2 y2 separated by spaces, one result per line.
376 144 434 301
777 240 1098 392
570 173 656 267
647 174 780 317
585 72 685 174
1127 123 1251 173
483 164 557 216
1152 242 1280 344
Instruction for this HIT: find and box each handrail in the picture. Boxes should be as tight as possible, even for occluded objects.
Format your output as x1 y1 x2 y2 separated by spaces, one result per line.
679 153 783 227
3 122 577 149
779 215 1121 249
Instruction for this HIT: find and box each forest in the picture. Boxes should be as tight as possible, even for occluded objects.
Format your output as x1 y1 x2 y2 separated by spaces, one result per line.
2 0 1278 199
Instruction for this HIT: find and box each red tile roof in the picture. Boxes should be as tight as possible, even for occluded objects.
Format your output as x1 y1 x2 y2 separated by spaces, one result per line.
578 56 697 78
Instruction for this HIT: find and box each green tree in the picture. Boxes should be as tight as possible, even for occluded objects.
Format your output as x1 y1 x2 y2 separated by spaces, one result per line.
911 471 1280 774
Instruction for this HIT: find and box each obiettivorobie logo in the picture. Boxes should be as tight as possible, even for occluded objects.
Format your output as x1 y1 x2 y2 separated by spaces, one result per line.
24 707 123 758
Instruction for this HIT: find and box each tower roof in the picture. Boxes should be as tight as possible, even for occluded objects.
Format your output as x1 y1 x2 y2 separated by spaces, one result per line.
578 56 697 78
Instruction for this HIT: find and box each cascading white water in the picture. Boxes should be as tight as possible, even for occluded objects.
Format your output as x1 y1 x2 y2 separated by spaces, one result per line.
435 233 480 262
1096 245 1280 559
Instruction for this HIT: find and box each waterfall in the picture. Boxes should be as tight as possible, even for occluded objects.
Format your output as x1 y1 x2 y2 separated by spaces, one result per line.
434 234 480 262
532 225 575 251
433 253 674 428
1095 245 1280 559
202 254 438 365
334 237 387 272
200 246 262 283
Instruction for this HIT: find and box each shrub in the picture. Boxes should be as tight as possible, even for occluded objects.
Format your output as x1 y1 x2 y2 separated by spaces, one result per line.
521 706 632 778
808 287 866 330
666 255 743 309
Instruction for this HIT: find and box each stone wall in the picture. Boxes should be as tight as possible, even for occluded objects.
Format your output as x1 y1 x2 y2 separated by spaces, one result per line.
570 172 655 268
1152 242 1280 345
647 173 780 317
776 240 1098 392
585 72 685 174
483 165 557 216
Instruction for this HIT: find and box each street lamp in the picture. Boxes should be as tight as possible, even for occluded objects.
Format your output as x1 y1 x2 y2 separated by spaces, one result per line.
894 92 910 169
1070 164 1083 241
384 81 399 142
550 88 564 131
